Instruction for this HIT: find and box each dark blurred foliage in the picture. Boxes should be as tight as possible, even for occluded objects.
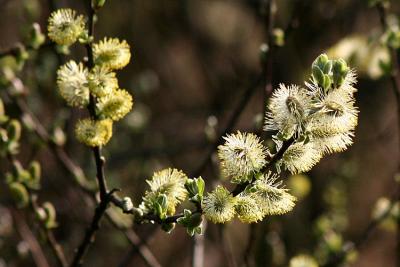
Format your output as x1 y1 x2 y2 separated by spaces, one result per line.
0 0 399 266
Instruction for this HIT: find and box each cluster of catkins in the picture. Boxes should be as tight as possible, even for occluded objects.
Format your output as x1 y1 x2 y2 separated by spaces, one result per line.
137 54 358 230
44 6 358 230
47 8 133 147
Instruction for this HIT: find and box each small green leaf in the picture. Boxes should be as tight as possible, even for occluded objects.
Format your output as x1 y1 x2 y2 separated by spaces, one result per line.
323 60 333 74
7 120 21 142
313 54 329 70
312 66 324 87
9 182 29 208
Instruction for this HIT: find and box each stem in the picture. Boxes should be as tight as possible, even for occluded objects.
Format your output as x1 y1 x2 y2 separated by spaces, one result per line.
111 136 295 225
70 190 116 267
70 2 113 266
192 220 207 267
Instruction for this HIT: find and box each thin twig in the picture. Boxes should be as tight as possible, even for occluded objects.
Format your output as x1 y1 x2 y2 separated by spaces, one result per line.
243 223 257 267
70 189 117 267
192 220 207 267
12 210 51 267
0 42 53 58
108 215 162 267
376 4 400 267
30 195 68 267
322 190 399 267
6 153 67 267
191 74 263 177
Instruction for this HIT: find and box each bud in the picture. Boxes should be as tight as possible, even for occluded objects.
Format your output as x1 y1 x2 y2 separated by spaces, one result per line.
35 206 47 221
0 99 4 117
313 54 329 70
272 28 285 47
122 197 133 212
185 177 205 200
259 43 269 64
312 65 324 87
28 161 41 181
92 0 106 9
204 115 218 141
7 120 21 142
386 29 400 49
52 127 66 146
27 161 41 189
333 59 349 87
28 23 45 49
322 60 333 74
42 202 57 229
153 194 168 219
15 44 29 68
322 74 332 92
9 182 29 208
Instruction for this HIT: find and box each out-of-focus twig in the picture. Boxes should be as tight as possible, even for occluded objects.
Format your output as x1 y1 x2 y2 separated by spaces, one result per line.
191 74 263 178
12 210 51 267
376 3 400 267
30 195 68 267
322 190 399 267
192 220 207 267
7 153 67 267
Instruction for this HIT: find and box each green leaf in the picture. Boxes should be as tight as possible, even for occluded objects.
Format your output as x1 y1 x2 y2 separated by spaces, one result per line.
7 120 21 142
313 54 329 70
196 177 205 197
312 66 324 87
323 60 333 74
9 182 29 208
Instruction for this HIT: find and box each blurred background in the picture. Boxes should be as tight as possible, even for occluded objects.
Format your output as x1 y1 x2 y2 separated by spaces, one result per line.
0 0 399 266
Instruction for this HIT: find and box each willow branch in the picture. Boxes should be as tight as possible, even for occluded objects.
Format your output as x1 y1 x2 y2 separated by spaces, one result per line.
111 136 295 225
70 189 117 267
69 3 111 266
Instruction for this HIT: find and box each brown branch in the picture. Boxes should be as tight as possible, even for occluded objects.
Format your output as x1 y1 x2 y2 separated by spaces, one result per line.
12 210 51 267
69 2 111 266
69 190 117 267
